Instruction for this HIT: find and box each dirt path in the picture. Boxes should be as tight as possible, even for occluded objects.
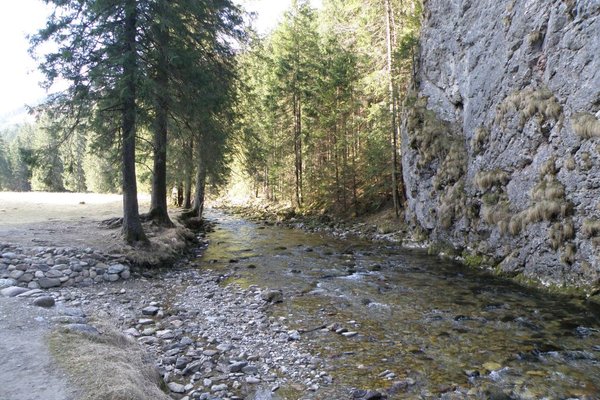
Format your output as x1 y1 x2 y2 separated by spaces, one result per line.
0 297 78 400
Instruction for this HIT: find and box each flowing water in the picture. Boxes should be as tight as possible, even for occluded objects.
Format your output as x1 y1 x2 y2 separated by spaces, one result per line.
196 211 600 399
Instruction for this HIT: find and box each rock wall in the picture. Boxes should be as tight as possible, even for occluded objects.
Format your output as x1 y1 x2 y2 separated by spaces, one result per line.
402 0 600 288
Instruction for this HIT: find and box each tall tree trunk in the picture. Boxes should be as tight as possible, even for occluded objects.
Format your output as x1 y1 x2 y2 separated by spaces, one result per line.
121 0 147 244
191 146 207 218
385 0 401 217
148 3 173 227
293 93 303 207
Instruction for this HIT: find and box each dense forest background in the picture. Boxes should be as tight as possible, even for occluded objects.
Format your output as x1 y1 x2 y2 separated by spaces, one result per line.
0 0 422 239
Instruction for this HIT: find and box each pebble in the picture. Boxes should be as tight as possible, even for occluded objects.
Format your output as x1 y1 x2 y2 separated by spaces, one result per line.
211 384 228 392
142 306 159 315
33 296 55 308
261 289 283 303
167 382 186 393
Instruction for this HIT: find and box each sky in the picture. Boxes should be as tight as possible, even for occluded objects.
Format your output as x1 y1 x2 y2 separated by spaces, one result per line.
0 0 322 122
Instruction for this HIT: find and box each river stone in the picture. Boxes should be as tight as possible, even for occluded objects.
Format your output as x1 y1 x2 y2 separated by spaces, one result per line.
38 277 61 288
175 356 191 369
0 278 17 288
1 252 18 259
33 296 56 308
261 289 283 303
229 361 248 373
16 289 43 297
167 382 186 393
18 273 34 283
108 264 126 274
103 273 119 282
216 343 233 352
62 324 100 336
242 365 259 375
1 286 29 297
211 384 228 392
45 270 63 279
8 270 24 280
142 306 159 316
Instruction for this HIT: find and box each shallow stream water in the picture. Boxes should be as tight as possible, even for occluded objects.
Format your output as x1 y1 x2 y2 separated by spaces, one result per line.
195 210 600 399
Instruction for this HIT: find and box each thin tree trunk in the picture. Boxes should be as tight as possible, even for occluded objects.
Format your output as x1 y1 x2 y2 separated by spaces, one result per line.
148 3 173 227
191 146 207 218
121 0 147 244
183 138 193 209
385 0 401 217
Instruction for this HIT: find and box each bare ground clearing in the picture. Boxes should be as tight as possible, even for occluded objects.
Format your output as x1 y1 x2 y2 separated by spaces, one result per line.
0 192 151 250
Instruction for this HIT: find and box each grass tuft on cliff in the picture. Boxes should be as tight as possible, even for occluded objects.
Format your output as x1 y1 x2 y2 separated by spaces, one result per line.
572 112 600 139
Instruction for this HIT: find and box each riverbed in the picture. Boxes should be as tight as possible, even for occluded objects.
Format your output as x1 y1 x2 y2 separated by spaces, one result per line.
196 210 600 399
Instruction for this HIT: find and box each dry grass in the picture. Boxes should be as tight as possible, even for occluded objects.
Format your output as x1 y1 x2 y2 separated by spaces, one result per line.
564 155 576 171
475 169 510 191
124 225 196 266
582 219 600 238
495 87 562 127
471 126 489 155
580 151 593 170
561 243 577 265
48 323 170 400
572 113 600 138
439 181 466 229
407 96 463 171
550 220 575 250
434 142 467 190
505 173 569 236
527 30 544 46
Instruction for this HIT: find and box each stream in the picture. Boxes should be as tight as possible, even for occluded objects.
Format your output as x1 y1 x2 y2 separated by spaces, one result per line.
195 210 600 399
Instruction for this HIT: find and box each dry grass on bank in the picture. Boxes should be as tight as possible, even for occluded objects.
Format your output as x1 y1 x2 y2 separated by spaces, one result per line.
48 323 170 400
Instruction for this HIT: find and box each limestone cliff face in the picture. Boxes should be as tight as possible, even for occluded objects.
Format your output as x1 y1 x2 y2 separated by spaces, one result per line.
402 0 600 287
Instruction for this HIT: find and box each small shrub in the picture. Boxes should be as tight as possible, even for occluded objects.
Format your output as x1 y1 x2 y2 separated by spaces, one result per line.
572 113 600 138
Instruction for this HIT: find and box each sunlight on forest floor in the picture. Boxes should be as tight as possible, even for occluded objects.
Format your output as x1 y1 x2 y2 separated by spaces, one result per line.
0 192 150 225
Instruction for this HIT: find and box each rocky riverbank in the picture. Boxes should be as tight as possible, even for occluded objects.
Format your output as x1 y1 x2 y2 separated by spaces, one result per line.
56 266 336 400
0 244 132 290
1 244 336 400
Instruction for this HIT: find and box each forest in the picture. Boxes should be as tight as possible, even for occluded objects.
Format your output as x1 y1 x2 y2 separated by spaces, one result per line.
0 0 422 243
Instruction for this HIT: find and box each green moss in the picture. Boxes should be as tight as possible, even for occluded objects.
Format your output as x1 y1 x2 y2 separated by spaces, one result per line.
463 253 486 268
428 241 460 257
